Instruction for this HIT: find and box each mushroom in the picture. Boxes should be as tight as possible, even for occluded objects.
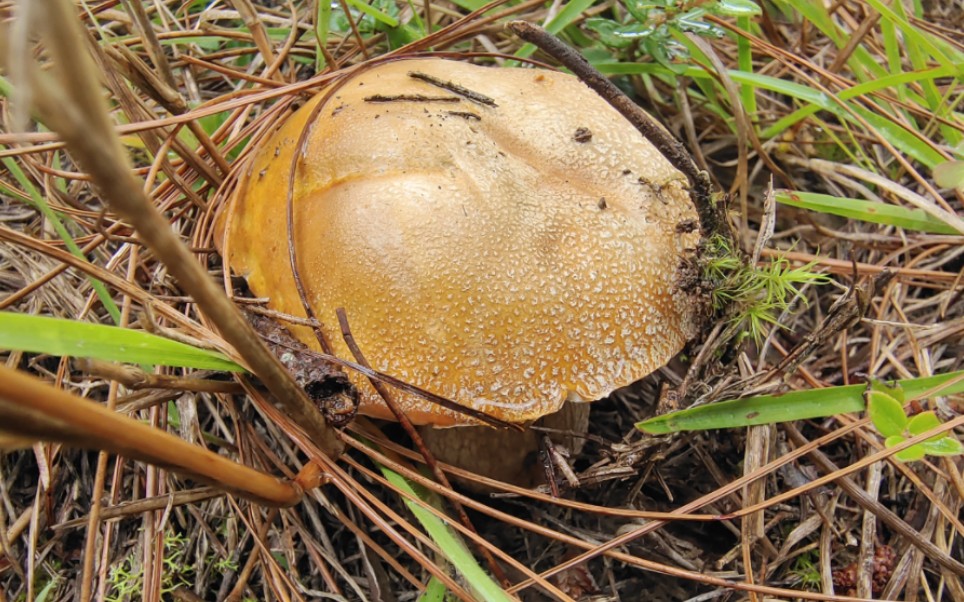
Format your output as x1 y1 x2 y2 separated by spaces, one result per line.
216 58 703 485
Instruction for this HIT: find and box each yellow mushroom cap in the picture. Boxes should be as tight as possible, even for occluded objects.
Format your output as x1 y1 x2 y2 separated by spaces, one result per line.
217 58 702 427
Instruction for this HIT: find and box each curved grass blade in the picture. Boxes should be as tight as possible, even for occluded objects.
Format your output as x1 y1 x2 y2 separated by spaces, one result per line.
344 0 398 28
514 0 596 60
0 145 121 324
760 64 959 140
637 371 964 434
0 312 244 372
775 190 960 234
379 465 513 602
730 72 946 168
585 61 947 168
418 577 452 602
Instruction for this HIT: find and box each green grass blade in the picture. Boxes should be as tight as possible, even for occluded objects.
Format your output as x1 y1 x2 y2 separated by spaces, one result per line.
418 577 451 602
514 0 596 59
862 0 958 65
776 0 885 80
637 371 964 434
379 466 512 602
761 64 957 140
592 60 708 79
444 0 488 10
735 16 756 122
0 312 244 372
343 0 398 28
314 0 332 71
730 72 945 167
778 0 839 45
775 190 960 234
0 148 121 324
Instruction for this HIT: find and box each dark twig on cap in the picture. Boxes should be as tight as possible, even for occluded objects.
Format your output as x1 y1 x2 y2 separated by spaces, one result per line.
408 71 498 107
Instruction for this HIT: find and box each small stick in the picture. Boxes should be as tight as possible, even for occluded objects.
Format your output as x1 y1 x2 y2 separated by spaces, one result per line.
539 435 579 497
364 94 461 103
541 434 560 498
80 359 245 395
335 308 509 586
773 265 894 378
506 21 719 238
408 71 498 107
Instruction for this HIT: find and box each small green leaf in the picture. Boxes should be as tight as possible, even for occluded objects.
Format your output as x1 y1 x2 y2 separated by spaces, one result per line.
906 411 942 439
869 379 906 404
894 443 927 463
884 434 906 448
885 434 927 462
677 10 724 37
624 0 660 23
867 390 908 437
934 160 964 190
921 437 964 457
712 0 762 17
585 18 638 49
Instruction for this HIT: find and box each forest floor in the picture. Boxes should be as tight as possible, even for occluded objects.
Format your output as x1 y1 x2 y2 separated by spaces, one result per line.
0 0 962 600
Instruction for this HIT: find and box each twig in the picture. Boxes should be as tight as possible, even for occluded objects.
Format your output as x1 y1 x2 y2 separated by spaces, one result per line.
53 488 224 530
773 267 895 377
0 365 303 507
79 359 245 395
407 71 498 106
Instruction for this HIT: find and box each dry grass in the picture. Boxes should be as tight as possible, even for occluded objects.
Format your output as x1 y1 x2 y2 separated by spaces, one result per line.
0 0 962 600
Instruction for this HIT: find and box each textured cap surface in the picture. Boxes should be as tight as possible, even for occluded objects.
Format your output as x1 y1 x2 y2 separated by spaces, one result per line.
218 58 702 426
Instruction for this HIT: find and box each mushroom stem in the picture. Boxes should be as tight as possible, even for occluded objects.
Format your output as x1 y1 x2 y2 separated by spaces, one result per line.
506 20 721 238
419 401 591 490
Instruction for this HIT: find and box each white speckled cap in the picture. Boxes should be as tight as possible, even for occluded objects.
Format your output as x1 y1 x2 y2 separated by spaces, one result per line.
217 58 702 426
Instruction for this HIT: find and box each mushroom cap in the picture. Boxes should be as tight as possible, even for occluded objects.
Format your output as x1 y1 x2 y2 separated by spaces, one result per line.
217 58 701 427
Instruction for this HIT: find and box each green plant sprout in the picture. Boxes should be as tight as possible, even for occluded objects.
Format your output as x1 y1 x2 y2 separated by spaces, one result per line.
586 0 761 70
865 380 964 462
106 530 194 602
787 550 822 591
702 235 830 346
